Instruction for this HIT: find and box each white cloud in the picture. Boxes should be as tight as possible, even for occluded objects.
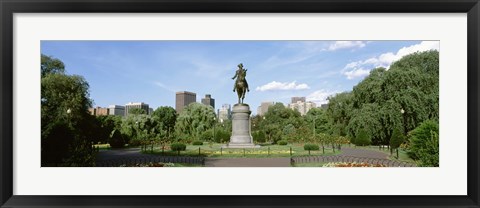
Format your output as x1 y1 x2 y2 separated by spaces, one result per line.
307 90 339 105
344 68 371 80
342 41 439 79
255 81 310 92
327 41 367 51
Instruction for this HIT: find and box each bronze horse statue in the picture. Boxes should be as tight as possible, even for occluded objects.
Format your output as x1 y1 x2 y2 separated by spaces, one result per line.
232 63 250 104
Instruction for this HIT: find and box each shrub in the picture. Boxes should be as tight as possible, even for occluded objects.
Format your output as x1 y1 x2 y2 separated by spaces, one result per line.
252 130 266 143
355 129 371 146
304 143 319 150
170 143 187 151
390 128 404 149
349 136 356 145
200 129 214 141
214 129 231 143
304 143 319 154
408 120 439 167
192 140 203 146
277 140 288 145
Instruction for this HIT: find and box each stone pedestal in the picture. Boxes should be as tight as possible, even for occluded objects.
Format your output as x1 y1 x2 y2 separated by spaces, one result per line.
225 104 260 148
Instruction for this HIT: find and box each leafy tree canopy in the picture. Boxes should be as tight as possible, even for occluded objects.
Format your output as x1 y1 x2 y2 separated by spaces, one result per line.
41 54 65 77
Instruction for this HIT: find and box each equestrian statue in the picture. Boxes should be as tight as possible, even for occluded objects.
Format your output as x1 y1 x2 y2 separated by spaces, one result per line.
232 63 250 104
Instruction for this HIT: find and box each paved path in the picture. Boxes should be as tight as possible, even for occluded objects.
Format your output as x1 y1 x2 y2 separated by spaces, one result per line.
204 158 290 167
338 147 389 159
96 148 145 162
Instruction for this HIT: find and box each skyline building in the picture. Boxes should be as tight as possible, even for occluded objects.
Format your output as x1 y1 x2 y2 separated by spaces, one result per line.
176 91 196 114
88 106 109 116
201 94 215 110
218 104 231 121
288 100 317 116
125 102 150 116
291 96 306 104
257 101 275 116
108 105 125 117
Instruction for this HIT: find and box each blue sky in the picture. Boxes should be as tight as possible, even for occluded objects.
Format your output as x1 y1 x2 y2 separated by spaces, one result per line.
41 40 439 115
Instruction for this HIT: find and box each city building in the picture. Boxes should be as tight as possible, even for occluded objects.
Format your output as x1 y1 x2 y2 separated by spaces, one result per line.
176 91 196 114
320 104 329 110
125 102 150 116
108 105 125 117
217 104 231 121
201 94 215 109
257 101 274 116
291 96 306 104
88 106 109 116
288 100 317 116
149 108 154 115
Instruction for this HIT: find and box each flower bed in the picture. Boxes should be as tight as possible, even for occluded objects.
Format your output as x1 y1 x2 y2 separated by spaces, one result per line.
119 162 175 167
322 162 386 167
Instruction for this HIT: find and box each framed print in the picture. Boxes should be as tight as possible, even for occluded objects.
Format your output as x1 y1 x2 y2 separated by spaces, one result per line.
1 0 479 207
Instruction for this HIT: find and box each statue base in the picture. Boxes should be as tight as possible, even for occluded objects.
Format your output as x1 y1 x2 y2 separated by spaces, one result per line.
224 104 260 149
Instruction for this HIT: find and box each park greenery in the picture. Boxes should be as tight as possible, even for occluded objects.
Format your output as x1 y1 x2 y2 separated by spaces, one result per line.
41 50 439 167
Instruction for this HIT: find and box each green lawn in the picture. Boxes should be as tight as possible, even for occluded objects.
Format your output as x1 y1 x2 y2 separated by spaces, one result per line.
93 143 111 150
173 163 203 167
144 143 341 158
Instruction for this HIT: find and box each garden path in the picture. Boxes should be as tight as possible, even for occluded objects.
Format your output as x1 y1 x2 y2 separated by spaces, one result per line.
338 147 389 159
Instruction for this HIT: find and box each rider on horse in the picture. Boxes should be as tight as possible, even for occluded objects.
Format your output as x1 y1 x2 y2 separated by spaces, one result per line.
232 63 250 104
232 63 250 92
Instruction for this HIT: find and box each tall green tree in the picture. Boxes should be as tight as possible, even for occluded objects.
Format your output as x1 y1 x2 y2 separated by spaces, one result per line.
94 115 122 144
326 92 353 136
175 103 216 142
121 114 161 150
346 103 382 144
152 106 177 134
41 54 94 166
390 127 404 157
305 107 330 135
41 54 65 77
326 50 439 149
129 108 147 115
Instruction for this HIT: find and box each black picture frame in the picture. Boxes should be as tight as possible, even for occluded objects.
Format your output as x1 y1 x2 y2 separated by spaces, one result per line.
1 0 479 207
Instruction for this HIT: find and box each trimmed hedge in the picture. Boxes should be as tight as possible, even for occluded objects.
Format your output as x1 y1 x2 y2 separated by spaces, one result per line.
304 143 319 151
170 143 187 151
192 140 203 146
277 140 288 145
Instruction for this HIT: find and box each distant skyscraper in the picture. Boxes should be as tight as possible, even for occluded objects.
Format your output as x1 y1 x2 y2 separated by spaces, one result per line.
108 105 125 117
291 96 306 104
257 101 274 116
321 104 329 109
288 100 317 116
218 104 231 121
201 94 215 109
125 102 150 116
149 108 154 115
176 91 196 114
